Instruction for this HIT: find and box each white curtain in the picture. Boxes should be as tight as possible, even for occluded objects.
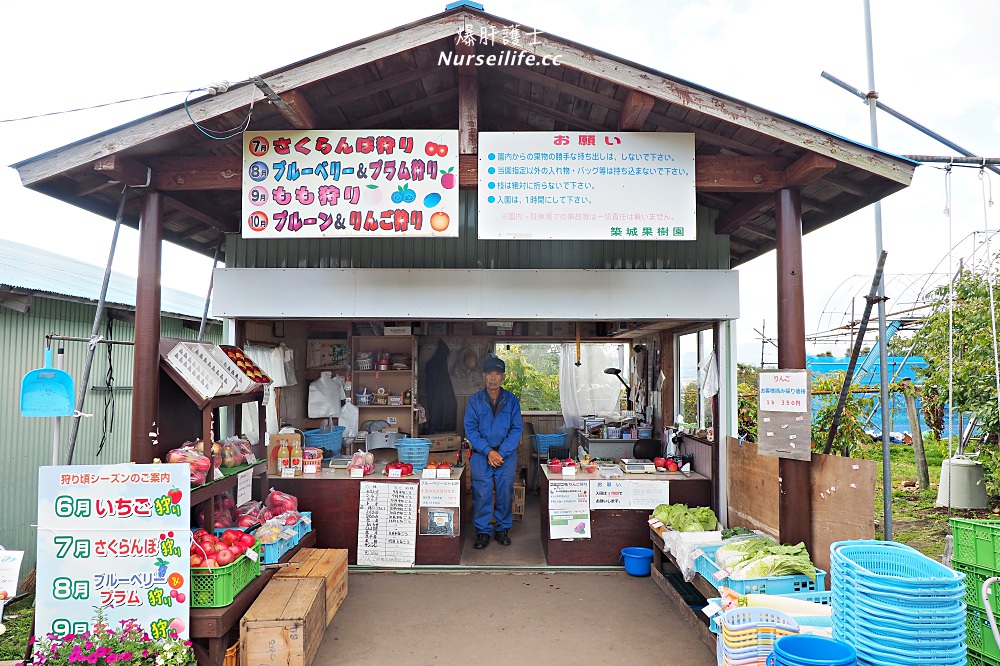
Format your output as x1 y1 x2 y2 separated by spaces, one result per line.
559 343 624 429
242 344 297 445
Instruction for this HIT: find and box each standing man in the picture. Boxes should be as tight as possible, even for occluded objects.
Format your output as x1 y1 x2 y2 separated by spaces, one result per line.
464 354 523 549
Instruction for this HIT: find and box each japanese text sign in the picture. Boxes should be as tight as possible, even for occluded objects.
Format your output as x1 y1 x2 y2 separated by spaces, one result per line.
35 464 190 640
757 369 812 461
477 131 696 240
242 130 459 238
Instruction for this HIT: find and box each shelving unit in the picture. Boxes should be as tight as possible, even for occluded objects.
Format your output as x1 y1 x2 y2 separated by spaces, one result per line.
352 335 417 436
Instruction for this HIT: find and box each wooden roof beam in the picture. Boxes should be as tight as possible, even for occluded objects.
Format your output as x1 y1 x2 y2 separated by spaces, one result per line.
696 156 789 192
714 193 773 235
277 90 319 129
348 88 457 127
93 155 151 187
164 195 234 234
457 40 479 155
785 152 837 187
618 89 655 131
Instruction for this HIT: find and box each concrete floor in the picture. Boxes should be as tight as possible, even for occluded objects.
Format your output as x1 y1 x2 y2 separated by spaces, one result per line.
315 494 715 665
316 571 716 665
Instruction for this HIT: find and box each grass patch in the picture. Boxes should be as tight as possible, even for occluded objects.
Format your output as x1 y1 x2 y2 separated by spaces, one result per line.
0 594 34 662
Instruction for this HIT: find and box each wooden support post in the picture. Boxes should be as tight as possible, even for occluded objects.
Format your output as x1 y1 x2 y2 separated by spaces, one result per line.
903 378 930 490
457 39 478 156
775 187 811 550
131 191 163 464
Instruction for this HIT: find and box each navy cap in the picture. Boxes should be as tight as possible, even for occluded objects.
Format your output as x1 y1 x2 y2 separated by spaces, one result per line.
483 355 506 373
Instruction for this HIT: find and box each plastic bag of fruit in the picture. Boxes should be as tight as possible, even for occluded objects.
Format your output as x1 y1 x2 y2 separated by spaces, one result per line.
220 440 244 468
348 450 375 475
164 444 212 486
265 488 299 513
277 510 302 527
254 518 289 544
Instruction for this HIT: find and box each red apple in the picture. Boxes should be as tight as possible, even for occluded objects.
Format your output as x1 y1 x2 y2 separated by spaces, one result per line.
215 548 234 566
239 533 256 549
653 457 668 469
221 530 242 546
204 558 219 569
190 554 204 568
228 545 243 556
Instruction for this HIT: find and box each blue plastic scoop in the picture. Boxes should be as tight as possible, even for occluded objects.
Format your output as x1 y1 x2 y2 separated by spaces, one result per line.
20 347 75 417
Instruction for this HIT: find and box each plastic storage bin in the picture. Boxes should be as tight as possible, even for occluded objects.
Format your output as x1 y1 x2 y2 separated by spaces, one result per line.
696 544 826 595
303 426 345 454
532 433 565 455
190 545 261 607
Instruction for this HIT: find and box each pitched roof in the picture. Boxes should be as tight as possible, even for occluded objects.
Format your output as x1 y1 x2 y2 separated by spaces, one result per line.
9 5 917 266
0 240 211 319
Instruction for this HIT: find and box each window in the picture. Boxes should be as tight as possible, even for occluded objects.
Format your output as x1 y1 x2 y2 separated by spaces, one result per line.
678 328 715 429
495 342 629 413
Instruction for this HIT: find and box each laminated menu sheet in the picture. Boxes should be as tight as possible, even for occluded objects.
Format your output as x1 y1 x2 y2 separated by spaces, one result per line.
357 481 417 567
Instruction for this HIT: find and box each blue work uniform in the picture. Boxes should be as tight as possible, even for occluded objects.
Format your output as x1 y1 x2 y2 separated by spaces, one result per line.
464 387 523 534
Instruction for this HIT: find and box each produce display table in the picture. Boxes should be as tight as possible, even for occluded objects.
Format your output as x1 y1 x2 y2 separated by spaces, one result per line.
539 467 710 566
270 465 469 565
190 530 317 666
648 527 717 653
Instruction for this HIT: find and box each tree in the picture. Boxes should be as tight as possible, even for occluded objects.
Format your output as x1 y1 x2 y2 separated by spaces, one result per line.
810 371 877 456
737 363 759 442
912 271 1000 437
496 344 560 411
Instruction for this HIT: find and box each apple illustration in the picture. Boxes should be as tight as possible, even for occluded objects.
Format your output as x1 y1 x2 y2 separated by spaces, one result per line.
440 167 456 189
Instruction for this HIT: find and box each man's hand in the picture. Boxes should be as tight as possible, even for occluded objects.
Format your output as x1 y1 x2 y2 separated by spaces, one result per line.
487 450 504 467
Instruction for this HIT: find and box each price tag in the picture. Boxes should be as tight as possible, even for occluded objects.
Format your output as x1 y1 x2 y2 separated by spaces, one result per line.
650 520 663 529
350 468 364 478
244 451 258 464
436 468 451 478
387 417 397 425
421 468 437 479
281 467 295 478
245 548 259 562
690 548 705 560
236 469 252 506
701 601 723 617
304 462 319 474
213 466 225 481
282 528 296 540
388 468 402 478
301 514 312 525
647 518 658 525
561 466 577 475
712 568 730 582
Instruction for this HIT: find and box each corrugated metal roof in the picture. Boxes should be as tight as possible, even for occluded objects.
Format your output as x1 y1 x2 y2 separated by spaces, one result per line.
0 240 210 318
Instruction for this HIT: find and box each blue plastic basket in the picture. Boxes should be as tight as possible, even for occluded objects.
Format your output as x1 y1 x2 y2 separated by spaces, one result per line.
395 437 431 471
707 590 831 633
303 426 345 454
696 544 826 595
533 432 565 455
295 511 313 541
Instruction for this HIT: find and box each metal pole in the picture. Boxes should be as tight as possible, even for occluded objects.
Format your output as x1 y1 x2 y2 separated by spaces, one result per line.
198 243 221 342
65 189 128 465
821 70 1000 179
863 0 892 541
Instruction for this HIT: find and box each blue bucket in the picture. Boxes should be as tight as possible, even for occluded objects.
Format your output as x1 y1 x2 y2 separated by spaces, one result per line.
767 635 856 666
619 547 654 576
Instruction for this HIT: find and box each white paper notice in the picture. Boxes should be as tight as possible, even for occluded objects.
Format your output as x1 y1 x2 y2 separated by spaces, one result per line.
549 510 591 539
589 479 631 509
548 480 590 511
236 469 252 506
418 479 460 508
630 480 670 509
357 481 417 567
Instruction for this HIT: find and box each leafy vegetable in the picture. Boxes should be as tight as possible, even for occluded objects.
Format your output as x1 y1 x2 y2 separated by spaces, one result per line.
652 503 720 532
729 551 817 581
722 526 755 539
715 536 777 569
692 506 718 531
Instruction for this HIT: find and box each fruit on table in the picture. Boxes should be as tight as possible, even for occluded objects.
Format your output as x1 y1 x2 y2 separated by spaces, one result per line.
666 459 679 472
653 457 668 469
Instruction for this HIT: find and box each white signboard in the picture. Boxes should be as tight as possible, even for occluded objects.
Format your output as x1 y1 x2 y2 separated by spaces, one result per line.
549 510 592 539
357 481 418 567
630 480 671 509
242 130 459 238
36 464 190 640
589 479 631 509
0 550 24 600
548 480 590 511
759 370 810 413
478 131 696 240
418 479 461 508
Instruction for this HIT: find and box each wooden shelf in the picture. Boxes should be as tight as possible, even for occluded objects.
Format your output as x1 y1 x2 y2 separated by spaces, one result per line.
190 462 267 506
354 369 412 374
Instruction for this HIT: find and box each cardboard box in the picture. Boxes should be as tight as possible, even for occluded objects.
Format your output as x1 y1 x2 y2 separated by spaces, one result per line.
383 326 411 336
428 450 460 465
426 432 462 452
269 432 303 475
512 482 525 521
275 548 348 626
241 577 325 666
306 340 346 368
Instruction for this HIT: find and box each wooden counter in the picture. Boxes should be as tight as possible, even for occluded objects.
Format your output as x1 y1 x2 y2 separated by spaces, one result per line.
270 465 469 565
539 467 710 566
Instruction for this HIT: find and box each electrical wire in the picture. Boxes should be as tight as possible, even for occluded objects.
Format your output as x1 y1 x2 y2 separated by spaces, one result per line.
981 167 1000 438
97 317 115 457
0 89 197 123
184 83 256 141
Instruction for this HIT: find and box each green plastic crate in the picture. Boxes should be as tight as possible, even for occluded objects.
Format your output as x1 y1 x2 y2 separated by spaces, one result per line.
954 560 1000 612
970 646 1000 666
968 606 1000 660
191 545 261 608
951 518 1000 569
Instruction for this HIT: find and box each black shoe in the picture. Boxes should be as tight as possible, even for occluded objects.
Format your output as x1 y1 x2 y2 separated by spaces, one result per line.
494 530 511 546
474 533 491 549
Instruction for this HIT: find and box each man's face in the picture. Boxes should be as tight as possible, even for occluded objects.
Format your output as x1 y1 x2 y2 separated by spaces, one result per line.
483 370 505 392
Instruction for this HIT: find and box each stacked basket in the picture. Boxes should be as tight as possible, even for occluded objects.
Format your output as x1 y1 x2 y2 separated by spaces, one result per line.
831 539 967 666
395 437 431 471
716 607 799 666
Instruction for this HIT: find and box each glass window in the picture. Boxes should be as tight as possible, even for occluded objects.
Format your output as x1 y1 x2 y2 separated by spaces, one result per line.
677 328 715 429
495 342 629 412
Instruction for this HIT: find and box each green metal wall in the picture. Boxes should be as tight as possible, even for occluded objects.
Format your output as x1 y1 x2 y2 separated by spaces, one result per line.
0 297 220 582
228 191 728 270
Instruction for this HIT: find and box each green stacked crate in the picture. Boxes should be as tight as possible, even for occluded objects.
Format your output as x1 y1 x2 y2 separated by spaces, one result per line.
951 518 1000 663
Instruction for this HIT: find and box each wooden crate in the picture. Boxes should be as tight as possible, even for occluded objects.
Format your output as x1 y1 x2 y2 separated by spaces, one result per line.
426 432 462 452
240 577 325 666
274 548 348 626
512 482 525 521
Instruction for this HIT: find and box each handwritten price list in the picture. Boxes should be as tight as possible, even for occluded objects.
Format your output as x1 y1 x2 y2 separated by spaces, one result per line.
356 481 418 567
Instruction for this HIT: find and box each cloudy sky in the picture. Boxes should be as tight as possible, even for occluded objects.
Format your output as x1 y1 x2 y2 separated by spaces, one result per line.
3 1 998 364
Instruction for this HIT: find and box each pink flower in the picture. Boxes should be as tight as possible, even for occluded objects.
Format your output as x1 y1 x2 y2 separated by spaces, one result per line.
141 650 150 659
